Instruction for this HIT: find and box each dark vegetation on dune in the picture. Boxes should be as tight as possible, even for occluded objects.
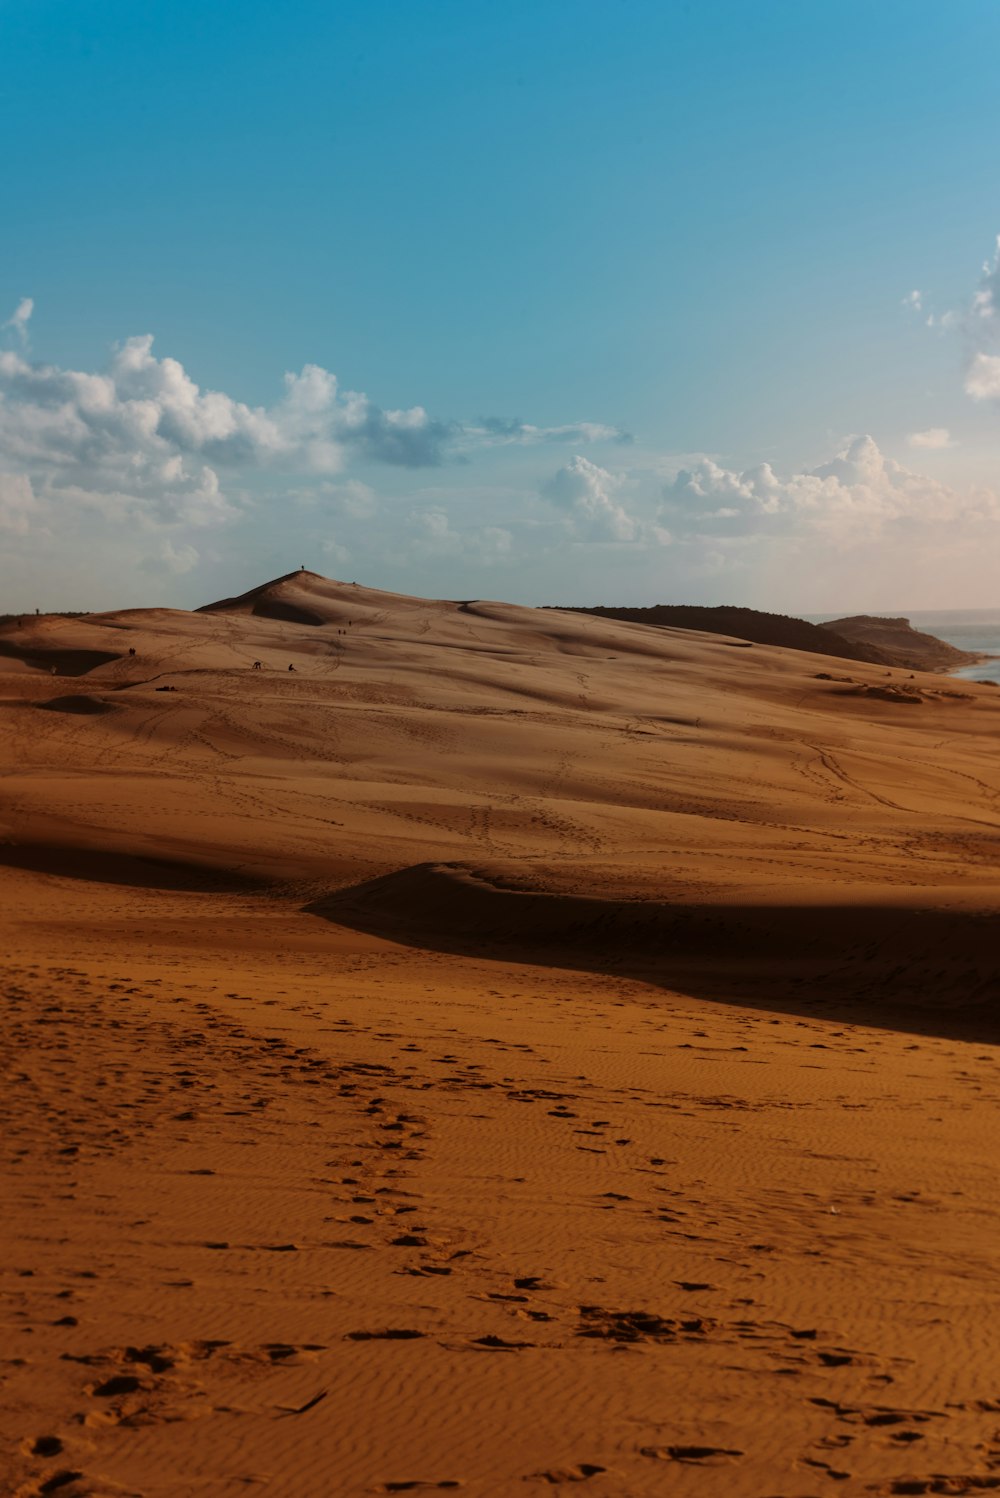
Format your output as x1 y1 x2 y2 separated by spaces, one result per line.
552 604 892 666
556 604 982 673
821 615 980 672
0 612 92 625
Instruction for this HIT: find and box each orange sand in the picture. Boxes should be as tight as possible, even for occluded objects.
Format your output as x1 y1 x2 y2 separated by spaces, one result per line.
2 571 999 1497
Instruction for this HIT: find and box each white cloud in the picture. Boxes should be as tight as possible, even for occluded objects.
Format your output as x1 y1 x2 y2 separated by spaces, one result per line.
0 319 629 559
971 236 1000 330
542 455 639 542
902 289 923 312
907 427 953 449
662 435 997 544
0 335 456 530
3 298 33 346
965 352 1000 402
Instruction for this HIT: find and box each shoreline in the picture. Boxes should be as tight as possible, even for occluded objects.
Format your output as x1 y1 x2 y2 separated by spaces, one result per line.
948 650 1000 679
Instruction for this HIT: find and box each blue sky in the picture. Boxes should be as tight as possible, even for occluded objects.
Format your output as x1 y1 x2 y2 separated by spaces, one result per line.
5 0 1000 612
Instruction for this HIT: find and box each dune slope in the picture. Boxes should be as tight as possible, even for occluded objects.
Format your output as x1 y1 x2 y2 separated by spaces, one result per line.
2 571 1000 1497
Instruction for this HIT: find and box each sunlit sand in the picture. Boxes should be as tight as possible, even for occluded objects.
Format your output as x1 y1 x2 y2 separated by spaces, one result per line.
3 570 999 1497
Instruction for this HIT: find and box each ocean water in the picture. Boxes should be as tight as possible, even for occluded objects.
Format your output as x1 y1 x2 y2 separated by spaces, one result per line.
814 611 1000 685
895 611 1000 685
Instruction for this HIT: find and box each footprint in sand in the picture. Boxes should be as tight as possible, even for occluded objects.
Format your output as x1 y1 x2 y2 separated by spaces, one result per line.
470 1334 534 1350
576 1306 710 1344
640 1445 743 1465
374 1482 461 1493
526 1463 607 1484
34 1470 87 1494
28 1438 64 1458
345 1329 425 1341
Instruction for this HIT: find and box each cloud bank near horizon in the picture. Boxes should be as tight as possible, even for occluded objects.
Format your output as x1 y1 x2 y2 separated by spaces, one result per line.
4 276 1000 611
0 317 628 527
662 435 998 543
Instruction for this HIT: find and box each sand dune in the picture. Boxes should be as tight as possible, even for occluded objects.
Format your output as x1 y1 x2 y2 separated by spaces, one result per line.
317 862 1000 1030
3 570 1000 1497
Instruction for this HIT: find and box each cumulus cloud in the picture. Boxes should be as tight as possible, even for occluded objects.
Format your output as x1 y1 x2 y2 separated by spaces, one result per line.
965 352 1000 402
1 332 613 482
0 321 628 557
542 455 639 541
663 435 997 543
907 427 953 449
335 388 455 468
902 289 923 312
0 335 459 531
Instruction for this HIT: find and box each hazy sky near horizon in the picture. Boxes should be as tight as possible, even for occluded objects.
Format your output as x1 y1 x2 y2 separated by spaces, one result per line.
5 0 1000 614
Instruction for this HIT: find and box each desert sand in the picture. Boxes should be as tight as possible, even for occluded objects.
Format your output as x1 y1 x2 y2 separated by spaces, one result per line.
2 570 999 1498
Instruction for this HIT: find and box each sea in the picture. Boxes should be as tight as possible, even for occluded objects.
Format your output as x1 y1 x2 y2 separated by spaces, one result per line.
812 610 1000 685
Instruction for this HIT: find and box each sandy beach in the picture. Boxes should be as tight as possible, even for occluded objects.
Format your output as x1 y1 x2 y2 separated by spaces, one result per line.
3 571 1000 1498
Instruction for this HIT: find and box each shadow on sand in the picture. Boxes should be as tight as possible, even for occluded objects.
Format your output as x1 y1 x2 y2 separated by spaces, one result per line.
306 862 1000 1045
0 842 269 893
0 641 122 676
